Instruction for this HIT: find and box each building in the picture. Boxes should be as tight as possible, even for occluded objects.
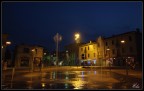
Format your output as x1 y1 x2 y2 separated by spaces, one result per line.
78 29 142 67
104 29 142 68
14 44 43 68
79 41 98 66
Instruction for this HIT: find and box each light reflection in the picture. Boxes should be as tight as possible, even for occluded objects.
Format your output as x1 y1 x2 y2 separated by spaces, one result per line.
53 72 56 79
65 83 68 88
65 76 69 80
94 71 96 75
72 79 85 89
42 83 45 88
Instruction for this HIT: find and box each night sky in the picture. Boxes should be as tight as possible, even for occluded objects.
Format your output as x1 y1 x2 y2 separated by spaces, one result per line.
2 1 142 51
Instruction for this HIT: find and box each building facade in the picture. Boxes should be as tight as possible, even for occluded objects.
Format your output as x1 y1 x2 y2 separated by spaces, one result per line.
78 29 142 67
14 44 43 68
79 41 98 66
104 30 142 67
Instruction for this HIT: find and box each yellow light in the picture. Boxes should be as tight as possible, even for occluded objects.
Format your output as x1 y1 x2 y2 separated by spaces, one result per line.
121 40 125 43
106 48 110 50
2 46 3 48
75 33 80 40
42 83 45 87
6 41 11 45
31 49 35 52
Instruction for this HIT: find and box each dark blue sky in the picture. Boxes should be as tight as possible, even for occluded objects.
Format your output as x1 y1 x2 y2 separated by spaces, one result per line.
2 1 142 51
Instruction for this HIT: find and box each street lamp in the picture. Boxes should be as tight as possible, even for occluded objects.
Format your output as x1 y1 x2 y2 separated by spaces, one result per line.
120 40 128 76
75 33 80 43
106 48 111 71
74 33 80 67
31 49 35 72
6 41 11 45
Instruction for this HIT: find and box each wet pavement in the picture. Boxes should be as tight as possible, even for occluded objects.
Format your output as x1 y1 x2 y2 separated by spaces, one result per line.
2 68 142 90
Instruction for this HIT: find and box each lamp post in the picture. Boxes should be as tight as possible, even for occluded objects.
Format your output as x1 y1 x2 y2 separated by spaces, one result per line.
54 33 62 66
120 40 128 76
106 48 111 71
74 33 80 67
2 41 11 70
31 49 35 72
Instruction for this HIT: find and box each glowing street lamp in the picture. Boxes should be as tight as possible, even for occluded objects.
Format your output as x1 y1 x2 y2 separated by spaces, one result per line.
121 40 125 44
74 33 80 66
6 41 11 45
120 40 128 76
106 48 111 71
74 33 80 43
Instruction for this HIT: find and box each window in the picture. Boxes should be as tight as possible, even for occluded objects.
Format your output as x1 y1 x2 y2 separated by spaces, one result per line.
81 54 85 59
122 48 125 53
81 48 83 51
129 46 133 52
97 42 100 47
105 42 108 46
35 49 37 54
129 36 132 41
112 40 114 45
88 54 90 58
23 48 30 53
112 49 115 54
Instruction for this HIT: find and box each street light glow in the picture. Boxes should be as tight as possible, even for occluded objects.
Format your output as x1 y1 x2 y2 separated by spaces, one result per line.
106 48 110 50
44 53 46 55
6 41 11 45
31 49 35 52
121 40 125 43
75 33 80 40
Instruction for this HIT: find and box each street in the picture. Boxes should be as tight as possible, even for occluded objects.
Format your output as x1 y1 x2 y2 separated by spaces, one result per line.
2 66 142 89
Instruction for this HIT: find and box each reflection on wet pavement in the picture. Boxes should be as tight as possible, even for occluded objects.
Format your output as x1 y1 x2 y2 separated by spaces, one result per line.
2 70 142 89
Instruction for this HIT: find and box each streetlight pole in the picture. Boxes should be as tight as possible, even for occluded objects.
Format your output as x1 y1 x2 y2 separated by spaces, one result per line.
54 33 62 67
107 48 111 71
120 40 128 76
74 33 80 67
31 49 35 72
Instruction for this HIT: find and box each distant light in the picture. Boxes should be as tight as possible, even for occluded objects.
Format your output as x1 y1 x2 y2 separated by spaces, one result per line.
31 49 35 52
121 40 125 43
6 41 11 45
42 83 45 87
75 33 80 40
44 53 46 55
2 46 3 48
66 50 68 53
106 48 110 50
